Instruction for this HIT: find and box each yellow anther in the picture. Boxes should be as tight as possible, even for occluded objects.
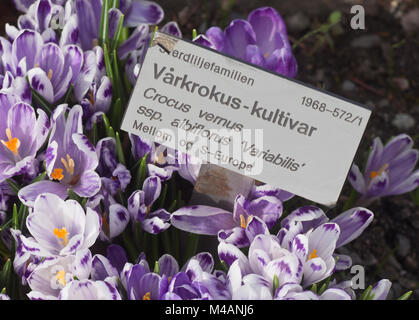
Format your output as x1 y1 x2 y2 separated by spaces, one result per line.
142 292 151 300
55 269 67 287
156 152 166 165
51 168 64 181
370 163 389 179
239 215 252 229
308 249 318 260
264 52 270 59
1 128 20 156
47 69 53 80
61 154 75 176
53 227 69 246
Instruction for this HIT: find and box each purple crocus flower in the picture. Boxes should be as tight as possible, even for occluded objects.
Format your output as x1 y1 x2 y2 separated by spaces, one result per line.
69 0 163 51
219 234 301 298
277 206 373 273
348 134 419 204
370 279 392 300
128 176 171 234
18 104 101 206
195 7 297 77
96 137 131 195
26 249 92 300
87 185 130 242
8 0 64 43
162 253 230 300
171 193 283 248
13 0 66 13
123 21 182 84
129 134 178 181
15 193 101 257
2 29 83 104
0 92 50 182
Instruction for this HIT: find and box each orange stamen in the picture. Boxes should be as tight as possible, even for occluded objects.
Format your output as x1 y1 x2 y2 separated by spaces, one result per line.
53 227 69 246
51 168 64 181
1 128 20 156
308 249 318 260
142 292 151 300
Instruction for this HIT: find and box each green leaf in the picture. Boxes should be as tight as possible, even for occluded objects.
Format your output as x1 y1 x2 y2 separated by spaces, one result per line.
273 275 279 293
397 291 413 300
360 285 373 300
68 189 80 202
136 153 149 189
153 261 160 274
12 204 18 230
310 283 317 294
30 86 53 115
192 29 197 40
102 114 115 138
115 132 126 165
31 171 47 183
6 179 20 194
1 259 11 289
328 11 342 25
110 14 125 53
103 42 114 88
99 0 110 46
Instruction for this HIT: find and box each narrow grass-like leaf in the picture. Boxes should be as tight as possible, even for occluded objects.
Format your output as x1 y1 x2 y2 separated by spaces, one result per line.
360 285 373 300
99 0 110 46
31 171 47 183
30 87 53 115
115 131 126 165
12 204 18 230
6 179 20 194
397 291 413 300
110 14 124 53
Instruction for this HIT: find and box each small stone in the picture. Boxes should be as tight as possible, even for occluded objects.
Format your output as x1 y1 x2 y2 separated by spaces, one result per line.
391 113 416 130
342 80 358 92
392 77 410 91
396 234 410 257
401 8 419 33
350 35 381 48
286 12 310 33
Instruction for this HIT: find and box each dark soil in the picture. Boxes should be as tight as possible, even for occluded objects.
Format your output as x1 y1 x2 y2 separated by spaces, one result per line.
2 0 418 299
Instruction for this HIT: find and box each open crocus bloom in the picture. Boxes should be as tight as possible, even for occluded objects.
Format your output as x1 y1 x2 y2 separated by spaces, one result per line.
128 176 171 234
0 92 50 182
349 134 419 204
195 7 297 77
26 249 92 300
172 194 283 248
17 193 101 257
19 104 101 206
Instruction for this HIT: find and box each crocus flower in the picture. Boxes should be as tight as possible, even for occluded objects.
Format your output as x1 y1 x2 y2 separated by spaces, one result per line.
59 279 121 300
8 0 64 43
19 104 101 206
128 176 171 234
69 0 163 51
16 193 101 257
278 206 373 273
123 21 182 84
369 279 392 300
26 249 92 300
87 185 130 242
96 137 131 195
13 0 66 13
171 193 283 248
2 29 83 103
274 283 351 300
195 7 297 77
0 92 50 182
348 134 419 204
129 134 179 181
